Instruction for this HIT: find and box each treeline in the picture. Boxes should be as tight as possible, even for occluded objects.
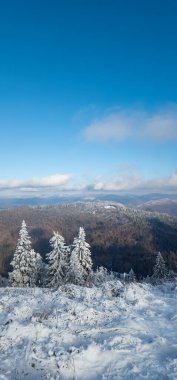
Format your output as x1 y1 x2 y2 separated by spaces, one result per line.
1 203 177 278
8 221 175 288
9 221 94 288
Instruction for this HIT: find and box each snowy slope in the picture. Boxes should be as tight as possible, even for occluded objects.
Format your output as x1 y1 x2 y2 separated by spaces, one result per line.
0 281 177 379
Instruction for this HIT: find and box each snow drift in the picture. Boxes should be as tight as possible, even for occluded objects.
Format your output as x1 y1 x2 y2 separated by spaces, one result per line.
0 281 177 379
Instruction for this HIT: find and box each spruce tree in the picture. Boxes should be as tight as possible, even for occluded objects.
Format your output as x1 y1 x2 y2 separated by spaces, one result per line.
69 249 83 285
152 252 168 283
30 249 43 287
35 251 44 286
46 232 68 288
71 227 92 283
129 268 136 282
64 245 72 283
9 220 36 287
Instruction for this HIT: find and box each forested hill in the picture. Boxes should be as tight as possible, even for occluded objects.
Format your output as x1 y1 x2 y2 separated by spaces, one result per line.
0 202 177 277
137 199 177 216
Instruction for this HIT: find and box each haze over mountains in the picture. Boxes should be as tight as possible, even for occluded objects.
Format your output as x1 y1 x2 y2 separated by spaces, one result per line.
0 192 177 214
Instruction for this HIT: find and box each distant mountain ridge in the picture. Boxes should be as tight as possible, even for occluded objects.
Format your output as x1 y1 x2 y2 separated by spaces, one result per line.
0 193 177 210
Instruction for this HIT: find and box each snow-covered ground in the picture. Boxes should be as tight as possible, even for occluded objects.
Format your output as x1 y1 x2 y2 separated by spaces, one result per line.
0 281 177 380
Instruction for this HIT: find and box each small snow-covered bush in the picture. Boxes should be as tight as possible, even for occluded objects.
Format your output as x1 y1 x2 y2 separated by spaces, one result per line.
92 267 117 286
100 280 124 297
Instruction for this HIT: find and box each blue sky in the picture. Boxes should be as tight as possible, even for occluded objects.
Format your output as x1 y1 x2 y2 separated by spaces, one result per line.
0 0 177 196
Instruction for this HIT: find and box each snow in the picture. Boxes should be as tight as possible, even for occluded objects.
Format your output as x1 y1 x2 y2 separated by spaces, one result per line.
104 205 116 209
104 203 126 210
0 281 177 379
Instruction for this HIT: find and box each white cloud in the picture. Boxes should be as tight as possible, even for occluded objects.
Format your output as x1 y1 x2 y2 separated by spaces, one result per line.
84 105 177 143
169 173 177 186
0 174 72 189
0 171 177 198
88 172 177 193
85 113 132 142
93 174 142 191
143 114 177 141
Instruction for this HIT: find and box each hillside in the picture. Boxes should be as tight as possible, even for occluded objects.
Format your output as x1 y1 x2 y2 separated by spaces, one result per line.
0 281 177 379
138 199 177 217
0 202 177 277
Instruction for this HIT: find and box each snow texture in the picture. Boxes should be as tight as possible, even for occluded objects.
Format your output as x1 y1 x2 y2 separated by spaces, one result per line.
0 281 177 379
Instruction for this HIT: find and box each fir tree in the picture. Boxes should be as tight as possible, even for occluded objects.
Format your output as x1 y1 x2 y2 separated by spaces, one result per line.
152 252 168 283
64 245 72 283
71 227 93 283
46 232 68 288
9 220 36 287
69 249 83 285
35 251 44 286
29 250 43 287
129 268 136 282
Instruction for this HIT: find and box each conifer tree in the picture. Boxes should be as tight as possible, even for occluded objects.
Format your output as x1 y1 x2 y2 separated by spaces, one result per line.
46 232 68 288
129 268 136 282
9 220 36 287
69 249 83 284
152 252 168 283
29 249 43 287
35 251 44 286
64 245 72 283
71 227 92 283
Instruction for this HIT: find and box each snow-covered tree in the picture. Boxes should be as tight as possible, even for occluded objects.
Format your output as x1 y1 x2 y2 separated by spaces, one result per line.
36 252 46 286
70 227 93 284
68 249 83 285
9 220 37 287
129 268 136 282
64 245 72 283
46 232 68 288
152 252 168 283
30 250 43 287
